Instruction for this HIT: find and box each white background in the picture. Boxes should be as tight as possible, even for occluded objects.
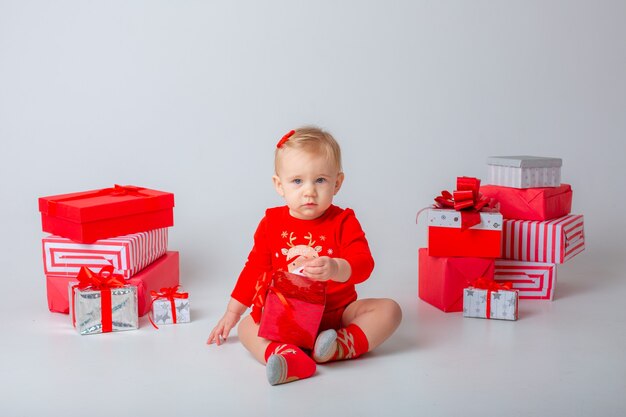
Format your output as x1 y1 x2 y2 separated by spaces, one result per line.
1 1 625 416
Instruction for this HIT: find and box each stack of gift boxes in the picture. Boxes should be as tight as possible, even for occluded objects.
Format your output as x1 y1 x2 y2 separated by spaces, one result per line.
481 156 584 301
418 156 585 321
39 185 190 334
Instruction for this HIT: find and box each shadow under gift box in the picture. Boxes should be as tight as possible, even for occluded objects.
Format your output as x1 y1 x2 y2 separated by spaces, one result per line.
480 184 572 221
46 251 180 316
38 185 174 244
418 248 495 312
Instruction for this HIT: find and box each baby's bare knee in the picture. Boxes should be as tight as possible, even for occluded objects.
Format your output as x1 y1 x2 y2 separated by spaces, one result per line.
237 315 253 335
381 298 402 326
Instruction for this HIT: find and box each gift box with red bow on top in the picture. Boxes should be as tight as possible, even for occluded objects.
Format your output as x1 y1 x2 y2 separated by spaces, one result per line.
254 270 326 349
501 215 585 264
418 248 495 312
69 266 139 335
38 185 174 243
424 177 503 258
149 286 190 328
47 251 179 315
463 279 519 321
479 184 572 221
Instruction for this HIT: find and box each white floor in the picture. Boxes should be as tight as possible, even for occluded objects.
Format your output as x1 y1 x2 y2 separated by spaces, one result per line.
2 243 625 417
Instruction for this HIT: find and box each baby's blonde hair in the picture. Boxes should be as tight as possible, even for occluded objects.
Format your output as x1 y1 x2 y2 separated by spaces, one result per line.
274 126 342 174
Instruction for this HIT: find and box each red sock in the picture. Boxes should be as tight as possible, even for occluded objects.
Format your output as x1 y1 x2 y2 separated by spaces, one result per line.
264 342 316 385
334 324 370 360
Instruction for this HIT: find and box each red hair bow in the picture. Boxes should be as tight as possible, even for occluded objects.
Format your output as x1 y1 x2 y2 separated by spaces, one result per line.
276 130 295 148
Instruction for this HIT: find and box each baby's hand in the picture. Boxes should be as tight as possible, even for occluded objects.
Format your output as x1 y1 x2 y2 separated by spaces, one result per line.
207 310 241 346
303 256 339 282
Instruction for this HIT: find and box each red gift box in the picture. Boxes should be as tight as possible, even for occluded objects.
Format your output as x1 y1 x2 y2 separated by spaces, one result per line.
427 209 503 258
425 177 503 258
47 251 179 316
418 248 495 312
480 184 572 221
256 271 326 349
39 185 174 243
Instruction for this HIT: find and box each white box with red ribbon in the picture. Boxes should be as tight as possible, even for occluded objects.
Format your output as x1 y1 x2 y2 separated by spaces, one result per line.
463 282 519 321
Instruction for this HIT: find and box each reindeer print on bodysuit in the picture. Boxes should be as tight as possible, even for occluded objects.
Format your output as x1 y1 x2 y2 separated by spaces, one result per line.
280 232 325 274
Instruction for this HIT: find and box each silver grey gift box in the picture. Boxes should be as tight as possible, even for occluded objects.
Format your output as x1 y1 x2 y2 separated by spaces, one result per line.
487 155 562 189
152 297 191 325
69 283 139 335
463 287 519 321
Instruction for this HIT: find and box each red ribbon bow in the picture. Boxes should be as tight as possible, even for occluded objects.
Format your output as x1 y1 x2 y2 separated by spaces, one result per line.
434 177 492 230
71 266 126 333
75 265 126 290
108 184 147 197
471 277 513 292
276 130 295 148
47 185 149 216
469 277 513 319
250 272 271 324
250 272 289 324
148 285 189 329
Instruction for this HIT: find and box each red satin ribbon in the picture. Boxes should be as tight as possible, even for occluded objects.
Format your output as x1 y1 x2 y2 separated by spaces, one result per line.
250 272 292 324
148 286 189 329
469 277 513 319
71 265 126 333
434 176 493 230
251 272 271 323
47 185 149 216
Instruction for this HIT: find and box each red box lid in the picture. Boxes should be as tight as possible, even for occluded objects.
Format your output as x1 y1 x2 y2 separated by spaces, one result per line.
38 185 175 223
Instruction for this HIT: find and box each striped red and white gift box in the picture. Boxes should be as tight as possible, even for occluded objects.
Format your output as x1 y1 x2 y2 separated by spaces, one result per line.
42 228 168 278
501 215 584 264
495 259 557 300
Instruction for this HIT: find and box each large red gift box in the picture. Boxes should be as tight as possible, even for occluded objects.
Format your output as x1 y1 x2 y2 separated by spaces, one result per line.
418 248 495 312
480 184 572 221
501 215 585 264
257 271 326 349
46 251 180 316
427 208 503 258
39 185 174 243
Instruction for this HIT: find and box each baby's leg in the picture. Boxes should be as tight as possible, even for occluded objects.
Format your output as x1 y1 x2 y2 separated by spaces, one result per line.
238 315 316 385
237 315 271 363
313 298 402 362
342 298 402 351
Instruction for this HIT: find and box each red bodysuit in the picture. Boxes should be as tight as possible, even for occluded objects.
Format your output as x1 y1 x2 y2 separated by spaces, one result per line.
231 205 375 314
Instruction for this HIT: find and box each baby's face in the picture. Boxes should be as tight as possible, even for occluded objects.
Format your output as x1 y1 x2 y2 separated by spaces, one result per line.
273 149 343 220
